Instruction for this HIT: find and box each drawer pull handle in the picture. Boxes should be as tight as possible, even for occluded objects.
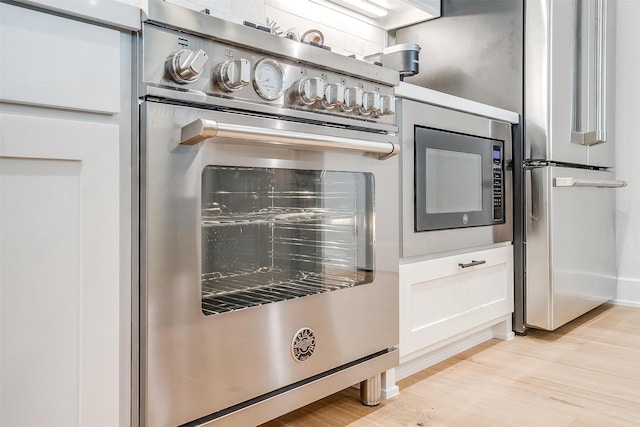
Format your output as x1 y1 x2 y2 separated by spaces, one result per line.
458 260 486 269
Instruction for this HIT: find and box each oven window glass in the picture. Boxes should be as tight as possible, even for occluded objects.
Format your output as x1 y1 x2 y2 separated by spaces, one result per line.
200 166 374 315
425 148 483 214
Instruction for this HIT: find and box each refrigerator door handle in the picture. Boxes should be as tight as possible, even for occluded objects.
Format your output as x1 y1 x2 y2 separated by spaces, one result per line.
554 177 627 188
571 0 608 147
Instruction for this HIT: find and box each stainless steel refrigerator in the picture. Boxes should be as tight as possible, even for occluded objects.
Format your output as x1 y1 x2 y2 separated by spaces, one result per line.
396 0 627 332
522 0 626 331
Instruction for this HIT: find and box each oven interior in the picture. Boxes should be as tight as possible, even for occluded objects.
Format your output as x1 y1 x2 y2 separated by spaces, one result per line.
200 166 375 315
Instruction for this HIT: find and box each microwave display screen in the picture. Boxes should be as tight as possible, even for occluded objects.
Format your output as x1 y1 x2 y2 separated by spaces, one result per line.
425 148 482 214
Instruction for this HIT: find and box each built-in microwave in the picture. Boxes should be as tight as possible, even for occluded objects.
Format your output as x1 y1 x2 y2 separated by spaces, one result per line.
398 97 515 259
414 126 505 231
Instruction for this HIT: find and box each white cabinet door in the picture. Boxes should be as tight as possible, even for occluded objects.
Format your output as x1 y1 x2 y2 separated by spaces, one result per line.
0 112 120 427
0 2 120 113
399 245 514 361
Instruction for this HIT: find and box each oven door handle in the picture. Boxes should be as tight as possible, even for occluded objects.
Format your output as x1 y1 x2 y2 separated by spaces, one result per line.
180 118 400 160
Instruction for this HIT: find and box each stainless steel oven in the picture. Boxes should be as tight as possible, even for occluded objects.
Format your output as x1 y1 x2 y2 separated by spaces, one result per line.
398 97 513 259
137 2 400 426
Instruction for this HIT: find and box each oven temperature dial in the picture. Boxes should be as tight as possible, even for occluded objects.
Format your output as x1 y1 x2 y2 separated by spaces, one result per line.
253 58 285 101
214 59 250 92
165 49 209 84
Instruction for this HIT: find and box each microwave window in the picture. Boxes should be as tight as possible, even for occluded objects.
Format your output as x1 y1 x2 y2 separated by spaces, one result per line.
425 148 482 214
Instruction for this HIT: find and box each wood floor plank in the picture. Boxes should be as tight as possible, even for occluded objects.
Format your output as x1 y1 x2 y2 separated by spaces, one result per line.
261 304 640 427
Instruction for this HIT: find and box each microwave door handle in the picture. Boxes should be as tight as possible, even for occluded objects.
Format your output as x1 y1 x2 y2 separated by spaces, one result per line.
180 118 400 160
554 177 627 188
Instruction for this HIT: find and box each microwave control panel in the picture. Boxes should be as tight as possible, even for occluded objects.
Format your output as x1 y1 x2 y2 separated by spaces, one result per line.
492 145 504 221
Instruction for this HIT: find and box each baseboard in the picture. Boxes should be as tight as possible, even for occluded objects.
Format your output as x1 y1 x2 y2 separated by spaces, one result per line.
612 277 640 307
395 322 503 382
381 384 400 399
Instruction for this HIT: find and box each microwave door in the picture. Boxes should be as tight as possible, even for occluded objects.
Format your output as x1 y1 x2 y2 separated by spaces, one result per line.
414 126 504 232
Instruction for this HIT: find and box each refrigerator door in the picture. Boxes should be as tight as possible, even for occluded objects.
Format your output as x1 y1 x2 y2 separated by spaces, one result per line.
525 166 621 330
525 0 615 167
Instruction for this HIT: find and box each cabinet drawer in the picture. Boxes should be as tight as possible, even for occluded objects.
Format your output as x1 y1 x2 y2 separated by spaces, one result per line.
399 245 514 359
0 2 120 113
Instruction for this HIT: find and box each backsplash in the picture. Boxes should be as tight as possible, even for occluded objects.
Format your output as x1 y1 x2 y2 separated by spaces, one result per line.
117 0 387 58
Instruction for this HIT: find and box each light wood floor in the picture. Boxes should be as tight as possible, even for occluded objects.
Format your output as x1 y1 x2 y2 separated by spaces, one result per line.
262 303 640 426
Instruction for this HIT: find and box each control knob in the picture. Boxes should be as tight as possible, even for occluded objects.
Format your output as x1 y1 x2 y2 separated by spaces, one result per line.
292 77 325 105
339 87 363 112
379 95 395 116
214 59 251 92
319 82 345 109
358 91 380 116
165 49 209 84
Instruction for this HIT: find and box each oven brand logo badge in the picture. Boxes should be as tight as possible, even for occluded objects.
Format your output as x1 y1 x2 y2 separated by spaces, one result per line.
291 328 316 362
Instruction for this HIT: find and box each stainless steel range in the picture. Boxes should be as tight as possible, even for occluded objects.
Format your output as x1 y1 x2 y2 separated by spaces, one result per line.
136 1 400 426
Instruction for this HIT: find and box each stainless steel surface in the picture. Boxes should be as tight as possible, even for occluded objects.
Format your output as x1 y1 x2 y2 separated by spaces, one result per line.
398 98 513 259
144 0 399 86
198 349 397 427
141 102 399 426
526 166 617 331
571 0 608 147
395 0 523 114
140 3 401 423
458 260 487 269
522 0 619 332
553 177 627 188
359 373 382 406
145 85 396 134
141 23 397 128
525 0 615 167
179 117 400 159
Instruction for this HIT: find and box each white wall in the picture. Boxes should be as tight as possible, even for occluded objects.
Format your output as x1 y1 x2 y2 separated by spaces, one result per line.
122 0 387 57
614 0 640 306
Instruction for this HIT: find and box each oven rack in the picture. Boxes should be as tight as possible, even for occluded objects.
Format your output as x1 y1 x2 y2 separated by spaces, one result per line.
201 267 362 315
201 207 355 227
267 252 356 269
207 190 356 200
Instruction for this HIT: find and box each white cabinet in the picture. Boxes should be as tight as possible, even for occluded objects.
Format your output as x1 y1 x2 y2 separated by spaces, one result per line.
399 245 514 368
0 3 131 426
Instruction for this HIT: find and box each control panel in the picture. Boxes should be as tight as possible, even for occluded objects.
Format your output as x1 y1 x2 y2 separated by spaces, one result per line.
144 24 396 125
492 145 504 221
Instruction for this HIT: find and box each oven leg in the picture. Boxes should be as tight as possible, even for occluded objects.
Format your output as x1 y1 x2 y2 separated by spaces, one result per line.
359 373 382 406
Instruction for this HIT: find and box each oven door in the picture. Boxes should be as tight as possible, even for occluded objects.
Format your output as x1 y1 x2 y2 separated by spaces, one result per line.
140 101 399 426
